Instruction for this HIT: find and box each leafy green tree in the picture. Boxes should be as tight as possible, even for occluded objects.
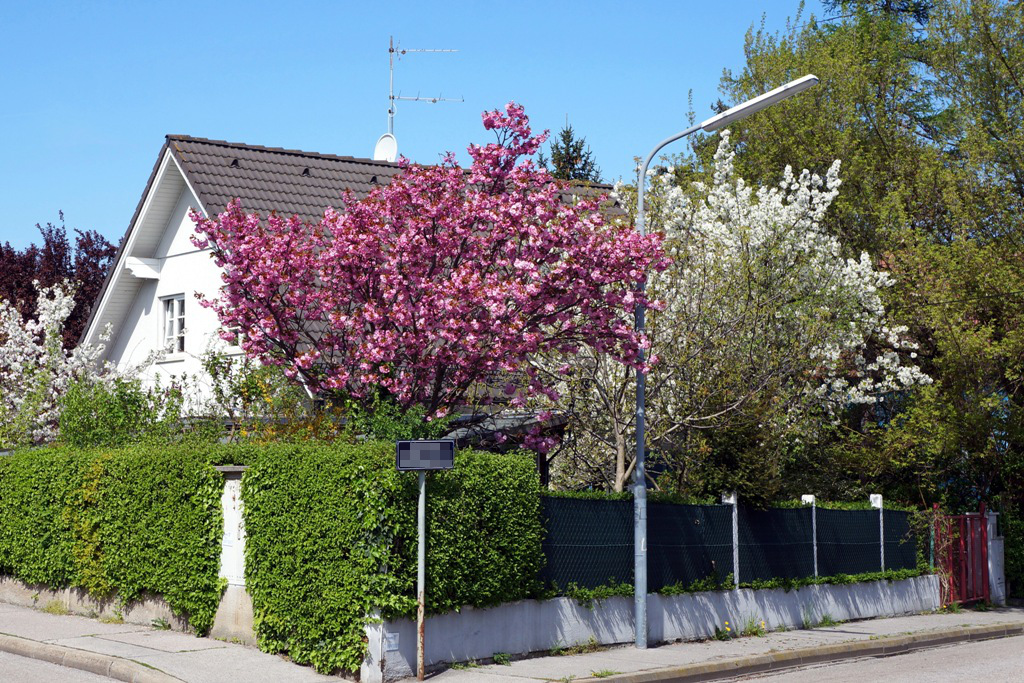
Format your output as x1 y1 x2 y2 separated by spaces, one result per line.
674 0 1024 532
538 123 602 182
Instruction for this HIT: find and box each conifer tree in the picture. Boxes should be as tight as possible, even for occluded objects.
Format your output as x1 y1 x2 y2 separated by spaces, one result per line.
538 123 602 182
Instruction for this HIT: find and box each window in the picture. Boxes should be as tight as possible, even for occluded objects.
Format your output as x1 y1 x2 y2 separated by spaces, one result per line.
163 295 185 353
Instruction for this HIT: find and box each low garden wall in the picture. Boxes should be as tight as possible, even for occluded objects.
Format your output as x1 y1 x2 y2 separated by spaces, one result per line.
363 574 941 682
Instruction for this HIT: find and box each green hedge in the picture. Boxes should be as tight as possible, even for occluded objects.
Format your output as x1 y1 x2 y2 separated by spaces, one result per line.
240 442 543 674
0 446 224 633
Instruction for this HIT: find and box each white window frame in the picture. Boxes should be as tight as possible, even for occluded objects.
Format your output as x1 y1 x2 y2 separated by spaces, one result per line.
162 295 186 354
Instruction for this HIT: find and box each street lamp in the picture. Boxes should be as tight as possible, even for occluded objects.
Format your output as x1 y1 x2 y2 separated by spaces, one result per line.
632 74 819 649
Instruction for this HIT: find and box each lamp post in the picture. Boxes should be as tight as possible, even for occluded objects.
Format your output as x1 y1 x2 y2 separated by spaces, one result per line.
632 74 819 649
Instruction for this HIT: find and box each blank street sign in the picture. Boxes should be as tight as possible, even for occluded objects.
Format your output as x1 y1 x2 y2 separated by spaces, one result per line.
396 440 455 471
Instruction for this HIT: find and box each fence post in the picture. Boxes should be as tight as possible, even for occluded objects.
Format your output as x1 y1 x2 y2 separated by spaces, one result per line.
723 492 739 589
870 494 884 571
802 495 817 578
980 501 990 604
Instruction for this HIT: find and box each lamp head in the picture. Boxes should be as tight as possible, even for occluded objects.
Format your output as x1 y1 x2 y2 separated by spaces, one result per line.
700 74 818 133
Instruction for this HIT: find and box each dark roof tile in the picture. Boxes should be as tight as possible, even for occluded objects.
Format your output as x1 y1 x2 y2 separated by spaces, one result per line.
167 135 406 223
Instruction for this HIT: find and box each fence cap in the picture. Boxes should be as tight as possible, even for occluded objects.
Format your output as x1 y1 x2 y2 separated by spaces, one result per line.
869 493 883 509
801 494 816 505
721 492 737 505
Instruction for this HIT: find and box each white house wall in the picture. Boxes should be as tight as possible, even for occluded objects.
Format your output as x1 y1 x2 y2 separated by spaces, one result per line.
107 180 235 401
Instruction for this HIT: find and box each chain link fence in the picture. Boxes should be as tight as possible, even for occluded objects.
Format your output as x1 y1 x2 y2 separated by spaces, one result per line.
540 497 919 591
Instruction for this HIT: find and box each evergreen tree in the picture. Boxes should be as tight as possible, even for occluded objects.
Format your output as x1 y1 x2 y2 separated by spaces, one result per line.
538 123 602 182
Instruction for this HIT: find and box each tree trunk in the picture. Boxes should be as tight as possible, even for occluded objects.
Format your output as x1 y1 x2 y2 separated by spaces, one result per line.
614 428 627 492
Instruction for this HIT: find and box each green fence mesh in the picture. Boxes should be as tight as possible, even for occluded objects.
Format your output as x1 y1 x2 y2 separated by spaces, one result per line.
738 506 815 582
648 502 734 590
540 498 918 591
817 508 883 575
884 509 918 571
539 497 633 589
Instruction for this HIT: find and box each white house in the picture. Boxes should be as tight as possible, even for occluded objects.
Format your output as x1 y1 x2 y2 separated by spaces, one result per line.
81 135 402 394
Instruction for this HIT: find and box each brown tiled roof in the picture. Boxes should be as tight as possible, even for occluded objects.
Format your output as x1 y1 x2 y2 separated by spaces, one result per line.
166 135 405 222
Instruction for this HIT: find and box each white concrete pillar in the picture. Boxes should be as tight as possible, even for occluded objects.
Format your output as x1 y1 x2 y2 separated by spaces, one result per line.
987 511 1006 605
870 494 884 571
211 465 255 645
722 492 739 588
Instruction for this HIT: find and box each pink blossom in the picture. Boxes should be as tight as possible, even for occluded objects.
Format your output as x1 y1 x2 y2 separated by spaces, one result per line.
191 103 666 416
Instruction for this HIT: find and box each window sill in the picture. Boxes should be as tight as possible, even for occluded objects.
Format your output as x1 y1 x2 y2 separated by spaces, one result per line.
156 353 187 365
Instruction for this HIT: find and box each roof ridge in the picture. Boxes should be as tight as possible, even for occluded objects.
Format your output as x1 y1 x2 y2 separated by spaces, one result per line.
165 134 401 168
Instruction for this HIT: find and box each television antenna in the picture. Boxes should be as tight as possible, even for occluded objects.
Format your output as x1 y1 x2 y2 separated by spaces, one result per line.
374 36 462 162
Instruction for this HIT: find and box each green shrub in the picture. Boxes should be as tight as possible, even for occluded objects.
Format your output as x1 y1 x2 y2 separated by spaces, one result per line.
240 441 543 674
0 446 224 634
58 377 187 447
999 506 1024 598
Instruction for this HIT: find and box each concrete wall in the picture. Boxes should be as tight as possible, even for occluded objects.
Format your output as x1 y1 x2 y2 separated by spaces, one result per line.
361 575 940 682
0 576 189 630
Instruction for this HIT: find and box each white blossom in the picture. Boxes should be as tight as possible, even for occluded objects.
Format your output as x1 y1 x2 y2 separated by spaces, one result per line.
0 281 113 447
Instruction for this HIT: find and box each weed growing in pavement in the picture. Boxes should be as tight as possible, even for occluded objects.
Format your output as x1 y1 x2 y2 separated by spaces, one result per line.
493 652 511 666
591 671 621 678
151 617 171 630
817 613 841 627
41 601 68 616
563 637 601 655
451 660 480 670
713 620 734 640
99 614 124 624
742 616 768 637
939 602 963 614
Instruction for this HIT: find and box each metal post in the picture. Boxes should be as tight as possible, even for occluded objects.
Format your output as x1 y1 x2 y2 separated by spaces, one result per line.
981 502 990 604
633 124 700 650
870 494 884 572
802 495 817 578
629 77 819 645
417 471 426 681
723 492 739 588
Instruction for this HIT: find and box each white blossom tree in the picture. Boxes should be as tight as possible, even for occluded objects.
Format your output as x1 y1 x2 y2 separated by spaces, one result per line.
0 281 111 447
537 132 930 491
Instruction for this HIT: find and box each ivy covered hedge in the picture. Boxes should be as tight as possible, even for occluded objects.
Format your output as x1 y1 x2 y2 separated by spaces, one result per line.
240 442 543 674
0 446 224 633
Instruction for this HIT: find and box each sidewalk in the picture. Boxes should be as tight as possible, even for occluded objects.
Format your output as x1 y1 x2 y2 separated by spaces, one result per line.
432 607 1024 682
0 601 332 683
3 600 1023 682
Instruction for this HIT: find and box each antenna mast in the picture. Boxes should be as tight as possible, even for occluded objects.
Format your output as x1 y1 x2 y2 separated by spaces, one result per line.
387 35 462 136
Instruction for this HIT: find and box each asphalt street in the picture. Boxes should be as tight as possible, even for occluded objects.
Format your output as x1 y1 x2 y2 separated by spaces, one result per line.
0 650 113 682
747 634 1024 682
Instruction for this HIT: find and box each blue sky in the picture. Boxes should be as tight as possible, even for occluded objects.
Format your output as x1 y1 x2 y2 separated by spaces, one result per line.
0 0 825 249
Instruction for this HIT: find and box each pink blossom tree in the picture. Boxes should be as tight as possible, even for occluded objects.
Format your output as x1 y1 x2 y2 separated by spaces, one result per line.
191 103 666 420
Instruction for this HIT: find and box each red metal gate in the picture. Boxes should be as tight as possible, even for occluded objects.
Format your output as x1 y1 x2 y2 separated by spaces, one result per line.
934 503 989 606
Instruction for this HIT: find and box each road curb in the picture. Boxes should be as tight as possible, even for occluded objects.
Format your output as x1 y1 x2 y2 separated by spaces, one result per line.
0 632 183 683
581 621 1024 682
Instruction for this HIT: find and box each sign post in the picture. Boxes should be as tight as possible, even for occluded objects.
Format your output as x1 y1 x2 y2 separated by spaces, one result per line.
396 440 455 681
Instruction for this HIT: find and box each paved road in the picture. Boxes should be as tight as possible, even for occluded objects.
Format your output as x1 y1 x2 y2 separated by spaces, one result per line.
747 634 1024 682
0 650 113 682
